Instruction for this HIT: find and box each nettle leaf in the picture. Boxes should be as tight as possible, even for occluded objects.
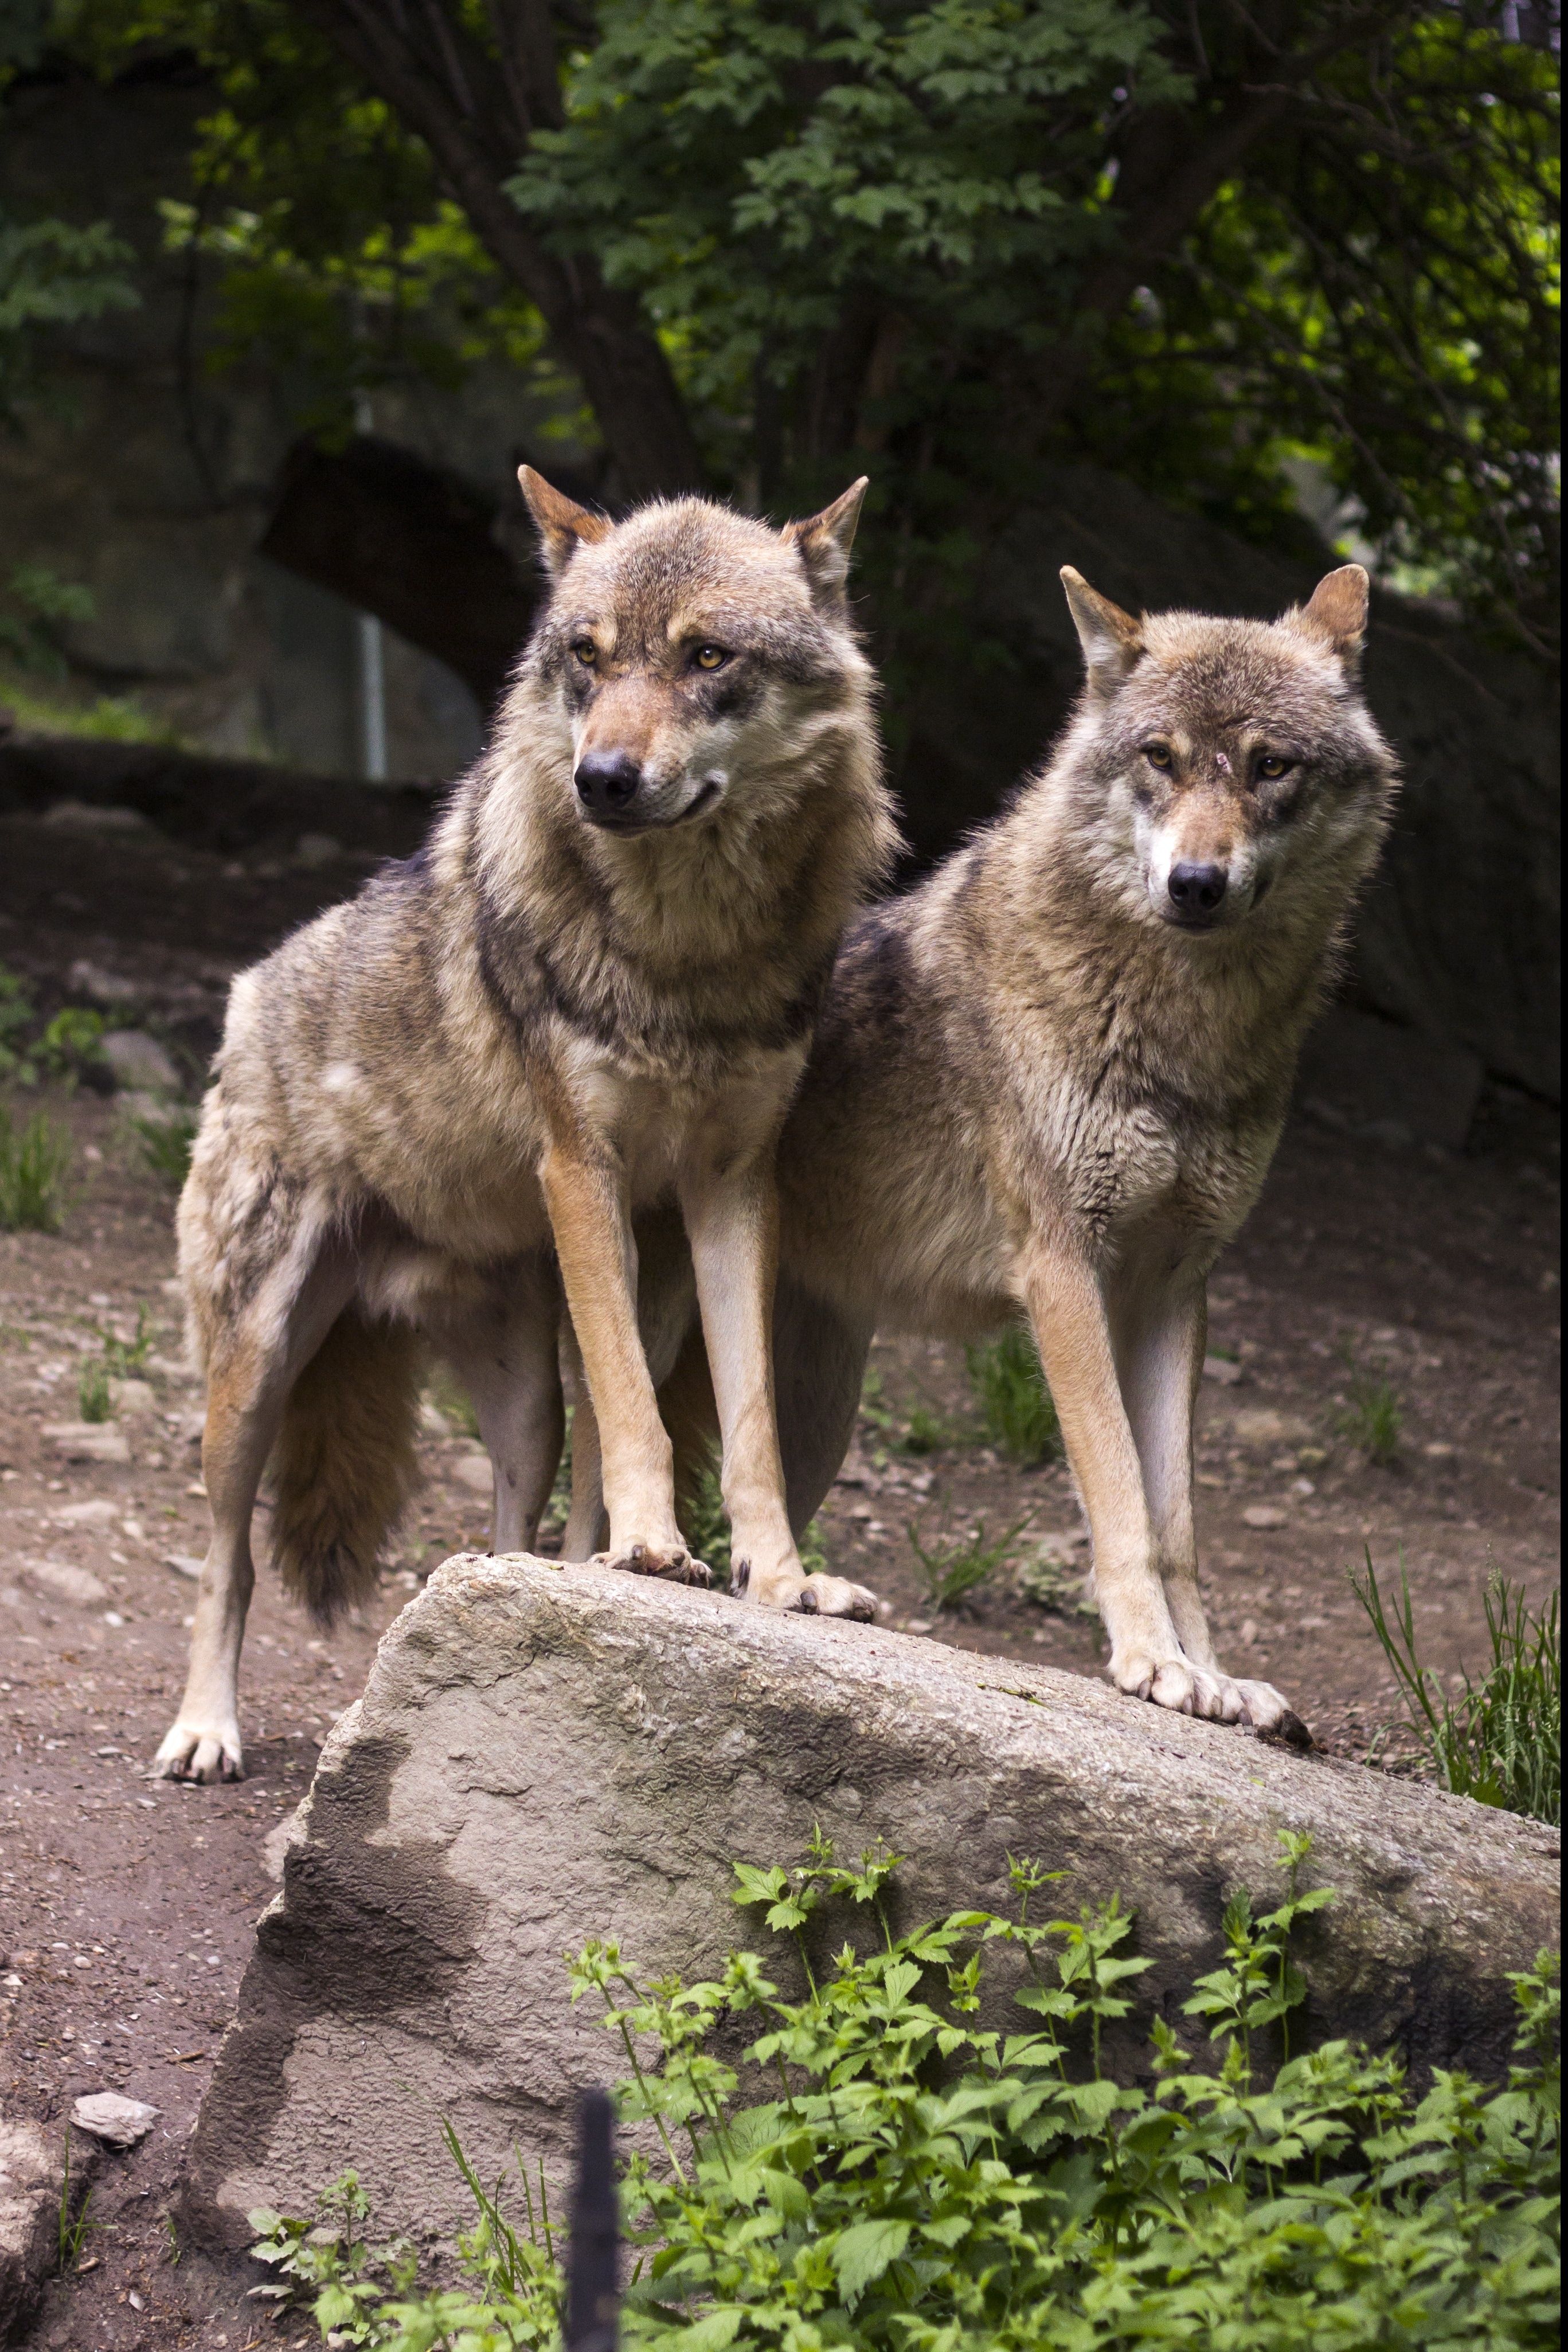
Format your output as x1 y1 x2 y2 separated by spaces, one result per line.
672 2306 746 2351
832 2215 912 2300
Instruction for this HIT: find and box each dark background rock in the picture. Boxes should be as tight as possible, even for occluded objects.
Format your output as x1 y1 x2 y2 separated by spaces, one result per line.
185 1557 1561 2256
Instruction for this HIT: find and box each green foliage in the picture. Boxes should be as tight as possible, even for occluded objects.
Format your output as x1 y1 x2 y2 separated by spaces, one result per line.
56 2127 98 2272
1015 1544 1099 1619
68 1 1558 643
0 967 107 1087
908 1509 1033 1613
1354 1552 1561 1826
100 1304 154 1378
126 1104 198 1191
0 214 139 421
1336 1346 1403 1465
0 1104 71 1231
250 1832 1562 2349
0 565 95 678
966 1322 1061 1464
77 1356 111 1423
682 1451 830 1592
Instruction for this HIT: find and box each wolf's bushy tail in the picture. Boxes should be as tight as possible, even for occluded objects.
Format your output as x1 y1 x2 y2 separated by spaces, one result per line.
267 1308 423 1625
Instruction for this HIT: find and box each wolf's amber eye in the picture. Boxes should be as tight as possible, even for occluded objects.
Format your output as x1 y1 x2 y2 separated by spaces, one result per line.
693 644 728 671
1143 743 1173 770
572 639 596 667
1257 753 1294 779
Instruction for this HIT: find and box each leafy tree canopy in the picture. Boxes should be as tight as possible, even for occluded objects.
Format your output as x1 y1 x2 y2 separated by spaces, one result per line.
34 1 1564 651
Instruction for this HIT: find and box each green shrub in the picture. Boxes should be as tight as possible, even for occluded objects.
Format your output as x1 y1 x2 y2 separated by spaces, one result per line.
126 1104 198 1192
965 1321 1061 1463
907 1510 1033 1614
249 1833 1560 2351
37 1006 105 1083
0 1105 71 1230
1355 1553 1560 1826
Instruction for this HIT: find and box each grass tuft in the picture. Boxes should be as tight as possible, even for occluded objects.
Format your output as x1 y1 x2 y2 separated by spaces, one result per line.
0 1105 72 1231
1336 1346 1403 1464
77 1358 112 1422
126 1105 198 1193
1353 1550 1560 1824
965 1320 1061 1463
908 1511 1033 1614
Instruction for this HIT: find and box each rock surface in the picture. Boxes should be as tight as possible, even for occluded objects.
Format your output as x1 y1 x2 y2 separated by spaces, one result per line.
0 2118 96 2339
186 1556 1561 2253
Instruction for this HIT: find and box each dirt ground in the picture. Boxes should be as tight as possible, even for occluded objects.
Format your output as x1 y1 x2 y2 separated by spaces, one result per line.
0 804 1559 2349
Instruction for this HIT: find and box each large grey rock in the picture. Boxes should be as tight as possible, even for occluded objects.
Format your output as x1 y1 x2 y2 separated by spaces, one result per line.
185 1557 1561 2254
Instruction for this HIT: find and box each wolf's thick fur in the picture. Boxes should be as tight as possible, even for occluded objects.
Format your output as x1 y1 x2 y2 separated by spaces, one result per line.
160 475 898 1781
566 566 1397 1738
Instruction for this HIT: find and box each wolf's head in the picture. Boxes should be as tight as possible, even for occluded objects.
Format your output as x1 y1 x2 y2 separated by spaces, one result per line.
518 469 873 839
1058 565 1395 937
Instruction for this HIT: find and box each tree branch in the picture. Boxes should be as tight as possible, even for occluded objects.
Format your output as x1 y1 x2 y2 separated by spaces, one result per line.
289 0 706 498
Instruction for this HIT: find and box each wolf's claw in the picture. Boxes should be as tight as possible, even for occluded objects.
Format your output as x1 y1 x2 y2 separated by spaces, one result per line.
594 1543 710 1587
1234 1680 1314 1747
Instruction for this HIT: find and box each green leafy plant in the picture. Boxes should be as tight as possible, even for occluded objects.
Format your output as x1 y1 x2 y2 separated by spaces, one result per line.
861 1366 965 1456
251 1831 1561 2348
77 1356 111 1423
908 1509 1034 1614
1354 1552 1561 1826
37 1005 105 1084
965 1322 1061 1464
126 1105 198 1192
1336 1346 1403 1465
0 1105 71 1231
0 967 34 1080
0 563 95 679
100 1306 154 1379
1015 1545 1098 1618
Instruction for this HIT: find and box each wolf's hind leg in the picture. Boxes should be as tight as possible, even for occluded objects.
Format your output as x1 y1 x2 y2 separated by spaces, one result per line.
437 1256 565 1555
1113 1265 1309 1746
155 1230 356 1783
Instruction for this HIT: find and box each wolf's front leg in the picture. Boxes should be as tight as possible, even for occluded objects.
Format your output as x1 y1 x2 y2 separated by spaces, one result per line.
1021 1244 1207 1718
1113 1268 1309 1744
539 1143 706 1585
682 1159 875 1621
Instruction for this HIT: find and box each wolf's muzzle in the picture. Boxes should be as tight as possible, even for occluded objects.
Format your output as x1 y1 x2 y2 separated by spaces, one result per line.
1165 860 1229 928
574 749 644 826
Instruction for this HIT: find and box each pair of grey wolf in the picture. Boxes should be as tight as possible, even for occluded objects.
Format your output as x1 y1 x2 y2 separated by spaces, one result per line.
155 469 1396 1783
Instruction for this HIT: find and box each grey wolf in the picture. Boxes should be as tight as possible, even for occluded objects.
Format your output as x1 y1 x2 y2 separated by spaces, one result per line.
565 565 1397 1739
156 471 898 1781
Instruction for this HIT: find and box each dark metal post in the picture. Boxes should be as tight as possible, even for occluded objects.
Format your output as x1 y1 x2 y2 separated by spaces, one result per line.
564 2088 619 2351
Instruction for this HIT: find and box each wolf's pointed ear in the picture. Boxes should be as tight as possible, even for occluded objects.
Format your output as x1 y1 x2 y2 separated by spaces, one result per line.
1061 566 1143 696
1296 565 1369 671
518 466 611 576
784 477 869 608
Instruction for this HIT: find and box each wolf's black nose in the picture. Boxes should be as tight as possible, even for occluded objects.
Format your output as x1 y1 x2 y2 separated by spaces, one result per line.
1168 861 1228 916
575 750 643 818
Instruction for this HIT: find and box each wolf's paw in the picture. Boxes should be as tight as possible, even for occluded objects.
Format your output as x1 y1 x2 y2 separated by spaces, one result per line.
1109 1652 1246 1722
595 1542 710 1587
154 1717 244 1783
787 1572 879 1622
1232 1678 1313 1748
